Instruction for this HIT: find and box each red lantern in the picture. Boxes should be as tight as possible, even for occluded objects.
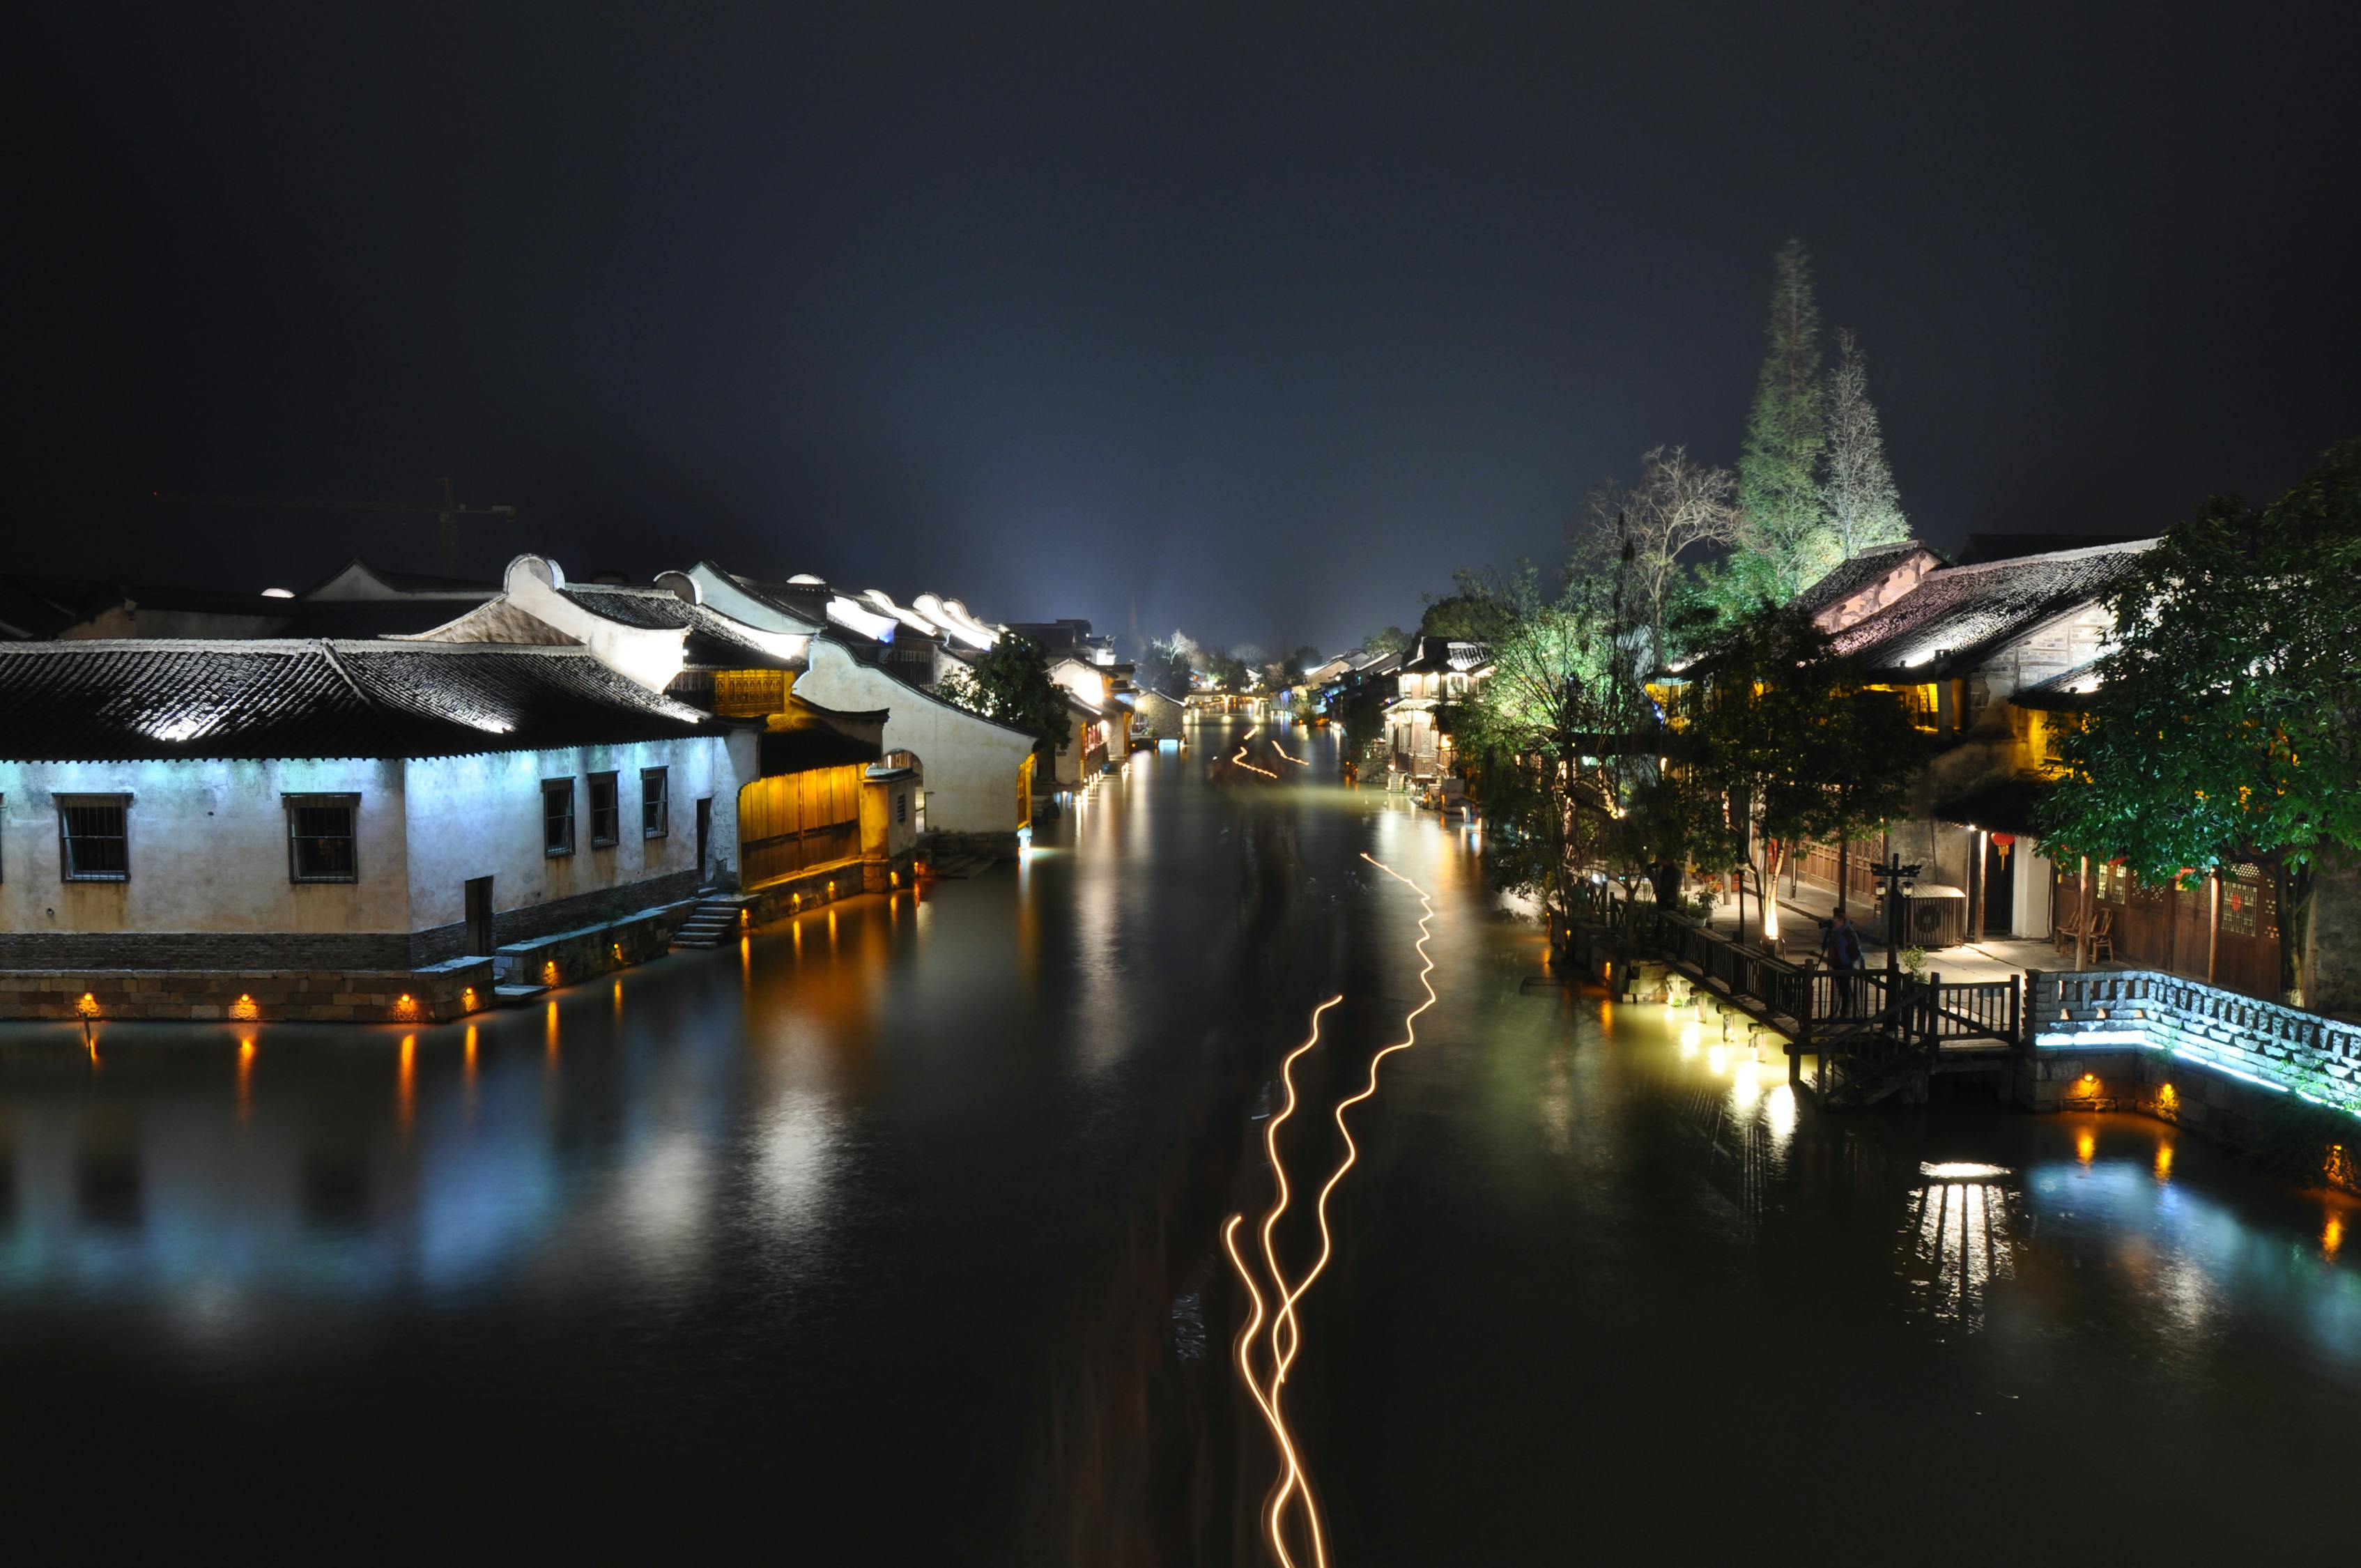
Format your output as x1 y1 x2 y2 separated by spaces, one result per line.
1990 832 2015 848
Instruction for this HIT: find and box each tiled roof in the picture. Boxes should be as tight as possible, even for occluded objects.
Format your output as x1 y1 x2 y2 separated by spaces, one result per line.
560 585 694 629
1790 542 1935 621
1830 540 2155 676
557 585 806 670
0 640 721 761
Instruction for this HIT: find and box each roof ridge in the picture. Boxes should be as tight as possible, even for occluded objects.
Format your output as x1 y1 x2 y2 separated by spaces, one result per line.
1925 537 2161 579
313 639 378 712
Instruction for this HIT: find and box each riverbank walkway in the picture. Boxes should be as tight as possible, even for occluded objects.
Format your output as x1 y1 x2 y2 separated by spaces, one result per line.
1683 876 2117 987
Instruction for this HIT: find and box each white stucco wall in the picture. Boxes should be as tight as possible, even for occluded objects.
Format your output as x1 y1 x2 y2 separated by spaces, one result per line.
688 568 1033 835
0 757 409 934
401 735 732 931
788 640 1033 833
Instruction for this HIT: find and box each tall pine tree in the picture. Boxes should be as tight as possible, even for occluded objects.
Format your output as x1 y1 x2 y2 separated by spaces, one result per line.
1822 328 1909 558
1734 239 1838 604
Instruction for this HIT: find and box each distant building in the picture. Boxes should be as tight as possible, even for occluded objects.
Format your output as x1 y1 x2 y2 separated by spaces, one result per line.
1384 636 1493 781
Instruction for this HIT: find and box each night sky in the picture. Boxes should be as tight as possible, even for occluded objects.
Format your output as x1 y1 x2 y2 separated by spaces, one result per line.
22 3 2358 652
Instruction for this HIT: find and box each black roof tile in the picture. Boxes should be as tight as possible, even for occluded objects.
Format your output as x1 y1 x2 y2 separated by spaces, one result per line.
0 640 721 762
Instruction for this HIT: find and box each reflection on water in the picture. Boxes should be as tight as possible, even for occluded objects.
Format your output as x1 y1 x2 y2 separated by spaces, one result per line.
0 727 2354 1561
1904 1164 2020 1329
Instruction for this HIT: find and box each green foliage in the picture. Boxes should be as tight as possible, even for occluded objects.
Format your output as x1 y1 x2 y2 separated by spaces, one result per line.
1132 636 1194 699
1823 328 1909 558
1417 579 1515 643
1736 240 1838 604
1675 606 1924 918
1358 625 1411 658
1454 561 1650 918
2036 438 2361 880
936 634 1070 756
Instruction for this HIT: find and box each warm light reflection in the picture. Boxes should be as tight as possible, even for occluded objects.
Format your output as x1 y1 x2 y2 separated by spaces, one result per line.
1763 1082 1798 1153
463 1025 479 1105
2154 1142 2175 1181
231 992 260 1022
2326 1213 2345 1261
236 1038 256 1125
397 1035 416 1136
546 1001 560 1059
2076 1128 2097 1165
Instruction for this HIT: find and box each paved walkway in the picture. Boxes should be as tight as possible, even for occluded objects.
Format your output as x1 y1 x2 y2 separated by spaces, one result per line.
1682 875 2111 985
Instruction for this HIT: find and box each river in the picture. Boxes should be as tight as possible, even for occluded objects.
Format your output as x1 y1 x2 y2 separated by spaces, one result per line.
1 717 2353 1562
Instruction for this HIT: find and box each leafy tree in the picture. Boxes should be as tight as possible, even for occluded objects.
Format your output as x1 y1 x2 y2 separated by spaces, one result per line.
1132 635 1194 699
1677 608 1921 946
1417 580 1515 644
936 633 1070 761
1456 562 1650 931
1358 625 1411 658
2036 438 2361 1006
1822 328 1909 560
1735 239 1839 604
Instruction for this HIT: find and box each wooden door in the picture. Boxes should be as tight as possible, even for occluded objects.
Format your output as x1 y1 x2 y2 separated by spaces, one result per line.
464 876 495 956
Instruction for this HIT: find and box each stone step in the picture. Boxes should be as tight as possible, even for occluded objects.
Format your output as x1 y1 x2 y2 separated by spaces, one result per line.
491 983 550 1004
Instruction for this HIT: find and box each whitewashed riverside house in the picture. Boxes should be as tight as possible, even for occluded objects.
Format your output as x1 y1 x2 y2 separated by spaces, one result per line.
0 638 741 1022
397 555 1032 850
682 564 1039 847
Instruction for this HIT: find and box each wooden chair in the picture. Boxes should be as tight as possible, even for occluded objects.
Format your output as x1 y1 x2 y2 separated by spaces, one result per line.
2089 908 2116 964
2052 908 2084 956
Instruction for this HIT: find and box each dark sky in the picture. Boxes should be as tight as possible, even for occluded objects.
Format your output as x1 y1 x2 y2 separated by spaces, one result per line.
22 2 2358 654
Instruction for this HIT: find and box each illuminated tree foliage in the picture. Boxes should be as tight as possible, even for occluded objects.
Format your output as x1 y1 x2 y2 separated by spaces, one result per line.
1454 561 1650 927
1674 608 1922 943
1822 328 1909 560
1733 239 1838 606
2036 438 2361 1001
936 633 1070 758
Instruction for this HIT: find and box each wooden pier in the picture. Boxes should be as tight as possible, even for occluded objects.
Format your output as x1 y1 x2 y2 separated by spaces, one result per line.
1569 902 2024 1108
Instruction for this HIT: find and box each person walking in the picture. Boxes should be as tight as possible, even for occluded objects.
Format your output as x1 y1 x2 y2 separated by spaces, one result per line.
1826 909 1865 1015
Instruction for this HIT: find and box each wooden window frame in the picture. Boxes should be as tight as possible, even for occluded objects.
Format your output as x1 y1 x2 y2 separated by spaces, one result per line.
542 778 576 858
59 793 130 882
285 793 360 884
587 771 621 849
641 767 670 840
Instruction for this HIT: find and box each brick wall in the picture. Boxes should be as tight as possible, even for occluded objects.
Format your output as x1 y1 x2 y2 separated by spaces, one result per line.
407 868 704 964
2020 968 2360 1192
0 958 494 1024
0 930 413 970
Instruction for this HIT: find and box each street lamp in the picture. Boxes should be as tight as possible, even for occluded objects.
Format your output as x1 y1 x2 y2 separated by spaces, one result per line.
1874 853 1923 989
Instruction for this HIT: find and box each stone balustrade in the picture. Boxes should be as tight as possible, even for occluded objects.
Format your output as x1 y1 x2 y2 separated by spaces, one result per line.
2028 968 2360 1116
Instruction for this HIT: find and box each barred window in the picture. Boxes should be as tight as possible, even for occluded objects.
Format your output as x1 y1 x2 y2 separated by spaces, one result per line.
60 794 130 882
641 767 669 838
895 791 909 824
543 778 576 857
2095 860 2129 903
286 794 359 882
588 771 620 848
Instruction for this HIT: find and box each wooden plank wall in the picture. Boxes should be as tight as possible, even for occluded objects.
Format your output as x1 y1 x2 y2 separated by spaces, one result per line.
2051 860 2282 1001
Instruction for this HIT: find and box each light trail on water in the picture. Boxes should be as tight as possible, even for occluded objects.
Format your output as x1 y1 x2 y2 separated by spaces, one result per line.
1222 853 1440 1567
1231 725 1280 779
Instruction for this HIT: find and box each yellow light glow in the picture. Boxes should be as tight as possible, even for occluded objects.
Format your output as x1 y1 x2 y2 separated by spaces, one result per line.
2154 1143 2174 1181
230 992 260 1021
390 992 422 1022
397 1034 416 1134
2325 1213 2344 1260
2158 1082 2178 1109
77 992 100 1018
2076 1129 2096 1165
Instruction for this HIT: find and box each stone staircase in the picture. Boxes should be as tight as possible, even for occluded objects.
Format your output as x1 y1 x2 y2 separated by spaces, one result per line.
670 895 754 950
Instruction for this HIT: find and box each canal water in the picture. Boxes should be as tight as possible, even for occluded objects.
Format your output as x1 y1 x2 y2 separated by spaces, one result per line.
1 718 2352 1562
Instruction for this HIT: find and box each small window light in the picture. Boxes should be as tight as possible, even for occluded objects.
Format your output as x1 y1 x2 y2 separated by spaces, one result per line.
261 587 295 599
